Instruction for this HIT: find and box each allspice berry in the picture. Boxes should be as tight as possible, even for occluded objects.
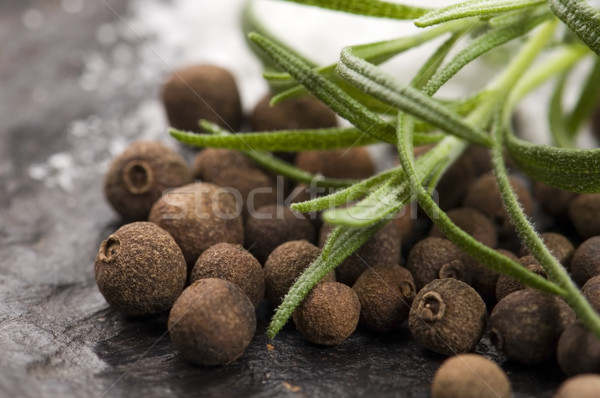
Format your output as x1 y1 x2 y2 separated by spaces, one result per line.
582 275 600 312
168 278 256 366
104 141 193 222
569 194 600 239
161 64 242 132
409 278 487 356
554 374 600 398
148 182 244 268
557 322 600 376
431 354 511 398
192 149 279 217
295 147 374 180
520 232 575 268
489 289 566 364
245 204 316 264
190 243 264 308
429 207 497 248
463 173 533 238
320 221 400 286
263 240 332 307
462 249 517 305
534 182 576 219
292 281 360 345
94 222 187 316
495 255 547 302
570 236 600 286
250 93 337 131
352 264 416 332
406 237 470 290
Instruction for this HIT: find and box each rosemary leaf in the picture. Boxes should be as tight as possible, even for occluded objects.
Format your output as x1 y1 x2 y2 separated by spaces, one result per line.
548 72 573 148
415 0 545 27
566 57 600 136
338 47 494 147
549 0 600 56
249 32 397 143
505 127 600 193
170 126 379 151
275 0 429 20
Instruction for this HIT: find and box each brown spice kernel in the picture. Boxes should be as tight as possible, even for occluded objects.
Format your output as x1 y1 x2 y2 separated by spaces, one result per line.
263 240 333 307
245 205 316 264
554 374 600 398
148 182 244 268
409 278 487 356
190 243 265 308
292 281 360 346
429 207 498 248
94 222 187 316
557 322 600 376
192 149 279 217
104 141 193 222
294 147 374 180
352 264 415 332
582 275 600 313
520 232 575 268
463 173 533 238
161 64 242 132
431 354 511 398
569 194 600 239
406 237 470 290
319 221 401 286
489 289 566 364
250 93 337 131
168 278 256 366
534 181 576 219
495 255 547 301
570 236 600 286
462 249 517 305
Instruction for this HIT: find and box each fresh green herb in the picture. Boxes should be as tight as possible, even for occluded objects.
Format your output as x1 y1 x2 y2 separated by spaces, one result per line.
171 0 600 339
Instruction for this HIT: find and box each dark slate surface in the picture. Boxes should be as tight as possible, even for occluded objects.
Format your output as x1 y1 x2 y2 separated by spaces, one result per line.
0 1 566 397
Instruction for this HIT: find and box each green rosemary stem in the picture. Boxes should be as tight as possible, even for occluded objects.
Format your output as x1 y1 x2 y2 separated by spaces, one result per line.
491 115 600 339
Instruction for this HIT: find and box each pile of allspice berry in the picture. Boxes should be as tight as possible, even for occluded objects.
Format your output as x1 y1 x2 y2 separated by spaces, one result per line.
95 63 600 398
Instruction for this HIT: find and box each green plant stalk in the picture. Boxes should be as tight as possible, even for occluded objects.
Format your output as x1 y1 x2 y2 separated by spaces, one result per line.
567 56 600 136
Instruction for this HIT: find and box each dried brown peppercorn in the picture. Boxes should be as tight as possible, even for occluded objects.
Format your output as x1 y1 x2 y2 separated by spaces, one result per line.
250 93 338 131
463 173 533 238
495 255 547 301
409 278 487 356
582 275 600 313
569 194 600 239
168 278 256 366
570 236 600 286
429 207 498 248
294 147 374 180
489 289 568 364
319 221 400 286
431 354 511 398
557 322 600 376
245 204 316 264
161 64 242 132
190 243 264 308
148 182 244 268
462 249 518 305
192 148 279 217
263 240 333 307
520 232 575 268
406 237 470 290
554 374 600 398
292 281 360 346
534 182 576 220
352 264 416 332
103 141 193 222
94 222 187 316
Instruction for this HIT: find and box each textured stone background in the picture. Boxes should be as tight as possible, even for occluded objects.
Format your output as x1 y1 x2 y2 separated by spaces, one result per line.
0 1 565 397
